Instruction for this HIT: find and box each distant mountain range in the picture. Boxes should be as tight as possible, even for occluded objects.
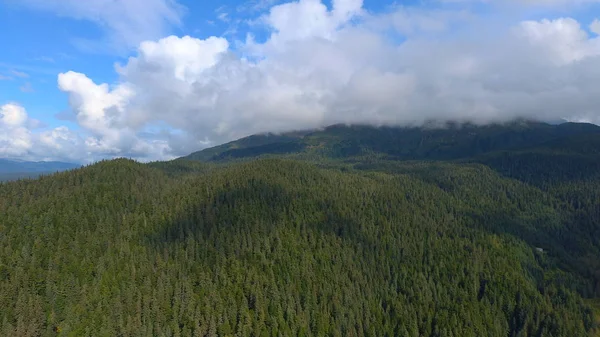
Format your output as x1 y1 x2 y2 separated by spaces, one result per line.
0 159 81 181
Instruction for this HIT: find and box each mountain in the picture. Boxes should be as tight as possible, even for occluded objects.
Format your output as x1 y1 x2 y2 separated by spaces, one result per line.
0 159 81 181
184 120 600 162
2 121 600 336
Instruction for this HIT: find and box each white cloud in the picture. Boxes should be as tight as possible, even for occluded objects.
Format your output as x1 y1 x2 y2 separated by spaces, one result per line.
5 0 600 162
53 36 232 160
0 102 171 163
0 104 33 158
516 18 600 64
15 0 184 51
57 71 135 135
56 71 176 161
1 104 28 127
591 19 600 35
261 0 363 44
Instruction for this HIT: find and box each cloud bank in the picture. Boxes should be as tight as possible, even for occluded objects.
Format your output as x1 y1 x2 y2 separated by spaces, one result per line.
4 0 600 162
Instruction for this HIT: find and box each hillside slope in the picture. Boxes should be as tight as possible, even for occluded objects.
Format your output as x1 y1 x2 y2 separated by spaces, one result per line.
2 121 600 336
184 121 600 162
1 157 599 336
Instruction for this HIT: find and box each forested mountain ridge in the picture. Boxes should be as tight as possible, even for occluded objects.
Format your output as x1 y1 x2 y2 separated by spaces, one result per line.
184 121 600 162
2 121 600 336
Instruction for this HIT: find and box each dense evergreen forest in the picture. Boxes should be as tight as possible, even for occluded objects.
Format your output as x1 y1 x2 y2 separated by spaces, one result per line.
1 121 600 336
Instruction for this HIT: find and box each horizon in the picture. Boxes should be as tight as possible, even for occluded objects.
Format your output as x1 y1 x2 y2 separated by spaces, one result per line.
0 117 586 165
1 0 600 163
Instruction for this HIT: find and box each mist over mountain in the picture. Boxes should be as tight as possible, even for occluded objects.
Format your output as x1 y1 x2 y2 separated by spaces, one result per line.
184 120 600 162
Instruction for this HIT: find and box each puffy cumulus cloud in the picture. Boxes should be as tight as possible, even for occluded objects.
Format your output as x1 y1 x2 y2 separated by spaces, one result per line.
36 0 599 162
261 0 363 44
57 71 134 135
516 18 600 64
56 71 178 161
0 103 83 161
0 103 33 158
0 102 173 163
1 104 28 127
53 36 232 161
15 0 183 50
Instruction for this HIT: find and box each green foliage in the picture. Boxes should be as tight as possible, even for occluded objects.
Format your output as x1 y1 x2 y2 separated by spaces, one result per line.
2 121 600 336
184 121 600 163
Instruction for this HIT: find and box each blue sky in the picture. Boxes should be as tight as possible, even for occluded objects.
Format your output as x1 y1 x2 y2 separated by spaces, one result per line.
1 0 599 163
0 0 229 126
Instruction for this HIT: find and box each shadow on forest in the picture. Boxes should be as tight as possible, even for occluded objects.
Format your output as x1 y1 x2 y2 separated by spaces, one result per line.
474 152 600 187
145 177 377 256
462 206 598 297
146 180 291 245
144 157 600 301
